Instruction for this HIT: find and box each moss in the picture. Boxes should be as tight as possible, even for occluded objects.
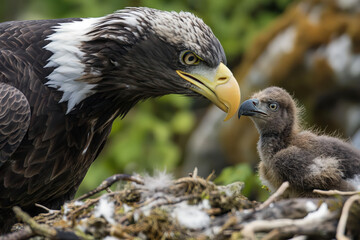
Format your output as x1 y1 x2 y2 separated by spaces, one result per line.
124 209 184 240
234 3 297 83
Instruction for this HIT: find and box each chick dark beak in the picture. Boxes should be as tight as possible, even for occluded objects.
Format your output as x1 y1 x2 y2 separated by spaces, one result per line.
238 99 267 119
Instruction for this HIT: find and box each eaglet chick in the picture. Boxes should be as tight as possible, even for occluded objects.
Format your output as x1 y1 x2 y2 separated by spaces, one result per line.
238 87 360 198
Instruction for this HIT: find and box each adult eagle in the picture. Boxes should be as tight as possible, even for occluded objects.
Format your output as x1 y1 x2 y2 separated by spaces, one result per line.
0 7 240 231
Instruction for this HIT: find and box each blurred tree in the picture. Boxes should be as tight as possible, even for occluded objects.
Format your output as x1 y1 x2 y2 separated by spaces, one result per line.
0 0 28 22
3 0 292 65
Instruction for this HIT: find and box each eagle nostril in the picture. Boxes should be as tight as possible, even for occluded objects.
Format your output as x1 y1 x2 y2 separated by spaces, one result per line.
217 76 228 83
252 99 259 106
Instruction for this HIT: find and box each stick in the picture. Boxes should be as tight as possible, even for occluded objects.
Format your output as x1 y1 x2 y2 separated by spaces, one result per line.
217 216 238 235
192 167 198 178
13 206 57 238
241 202 334 240
313 189 360 196
257 181 289 210
76 174 143 200
336 194 360 240
35 203 60 213
13 207 90 240
0 226 34 240
138 194 200 209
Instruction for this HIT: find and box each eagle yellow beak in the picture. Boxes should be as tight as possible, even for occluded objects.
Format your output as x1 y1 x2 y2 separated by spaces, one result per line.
176 63 241 121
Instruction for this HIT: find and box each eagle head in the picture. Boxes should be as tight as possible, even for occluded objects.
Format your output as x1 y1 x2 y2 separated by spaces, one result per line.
45 7 240 120
238 87 299 135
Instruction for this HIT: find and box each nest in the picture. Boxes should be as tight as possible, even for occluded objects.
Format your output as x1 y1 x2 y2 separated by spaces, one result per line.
2 169 360 240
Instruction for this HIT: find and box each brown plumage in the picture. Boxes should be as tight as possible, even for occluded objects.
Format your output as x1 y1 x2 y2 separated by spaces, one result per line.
238 87 360 198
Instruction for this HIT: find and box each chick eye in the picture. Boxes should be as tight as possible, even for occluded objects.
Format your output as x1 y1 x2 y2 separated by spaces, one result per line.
268 102 278 111
181 51 200 65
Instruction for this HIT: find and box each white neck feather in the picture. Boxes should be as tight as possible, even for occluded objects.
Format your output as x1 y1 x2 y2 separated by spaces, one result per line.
44 17 101 114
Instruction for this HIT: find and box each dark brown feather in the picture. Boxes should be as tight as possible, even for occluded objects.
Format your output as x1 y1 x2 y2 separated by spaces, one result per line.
0 18 112 232
0 83 30 164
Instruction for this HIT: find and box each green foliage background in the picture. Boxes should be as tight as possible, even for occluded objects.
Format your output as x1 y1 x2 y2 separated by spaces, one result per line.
0 0 292 200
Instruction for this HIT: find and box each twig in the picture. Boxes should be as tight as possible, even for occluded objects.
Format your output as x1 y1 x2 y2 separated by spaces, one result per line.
241 202 334 240
336 194 360 240
67 197 102 220
192 167 198 178
174 176 216 188
35 203 60 213
205 208 221 215
217 216 238 235
261 221 335 240
0 226 34 240
261 229 280 240
110 225 134 239
313 189 360 196
256 181 289 210
137 194 200 209
13 206 57 238
68 190 126 220
13 206 91 240
206 170 215 182
76 174 143 201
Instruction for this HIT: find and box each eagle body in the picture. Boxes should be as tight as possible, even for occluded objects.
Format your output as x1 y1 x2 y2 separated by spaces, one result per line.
0 7 241 232
238 87 360 198
0 17 101 209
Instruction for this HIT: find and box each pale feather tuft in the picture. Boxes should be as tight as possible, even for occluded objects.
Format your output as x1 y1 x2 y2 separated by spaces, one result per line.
172 201 211 230
303 203 329 221
94 196 115 224
44 18 100 113
347 174 360 190
141 170 174 192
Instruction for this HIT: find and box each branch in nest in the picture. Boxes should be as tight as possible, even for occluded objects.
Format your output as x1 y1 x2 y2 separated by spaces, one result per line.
313 189 360 196
262 220 336 240
240 202 336 240
336 194 360 240
34 203 61 216
256 181 289 211
76 174 144 201
0 226 33 240
11 207 86 240
137 194 200 209
174 176 216 189
67 197 101 221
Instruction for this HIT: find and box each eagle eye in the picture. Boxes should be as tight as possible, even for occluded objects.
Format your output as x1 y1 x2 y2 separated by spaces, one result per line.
181 51 200 65
268 102 278 111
